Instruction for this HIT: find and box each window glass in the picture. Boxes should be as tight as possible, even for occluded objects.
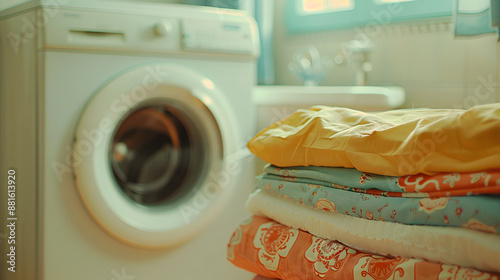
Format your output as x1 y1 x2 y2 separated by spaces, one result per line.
302 0 353 13
287 0 453 33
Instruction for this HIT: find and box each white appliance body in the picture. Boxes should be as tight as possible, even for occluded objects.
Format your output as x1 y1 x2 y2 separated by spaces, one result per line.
0 2 258 279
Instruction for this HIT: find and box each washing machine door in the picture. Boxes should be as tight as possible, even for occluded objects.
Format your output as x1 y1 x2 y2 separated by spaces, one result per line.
73 64 241 248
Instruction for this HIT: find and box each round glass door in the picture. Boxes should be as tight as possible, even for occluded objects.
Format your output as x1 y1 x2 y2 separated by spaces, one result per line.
110 106 197 205
73 64 239 248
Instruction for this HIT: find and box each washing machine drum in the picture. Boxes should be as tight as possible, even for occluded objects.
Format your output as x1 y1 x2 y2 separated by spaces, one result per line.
111 106 197 205
73 64 241 248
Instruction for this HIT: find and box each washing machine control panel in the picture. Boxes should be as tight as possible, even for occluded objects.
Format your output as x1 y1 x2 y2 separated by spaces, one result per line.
181 19 256 55
41 7 258 57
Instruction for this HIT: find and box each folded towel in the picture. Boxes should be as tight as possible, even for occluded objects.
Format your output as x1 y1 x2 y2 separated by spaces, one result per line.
244 189 500 273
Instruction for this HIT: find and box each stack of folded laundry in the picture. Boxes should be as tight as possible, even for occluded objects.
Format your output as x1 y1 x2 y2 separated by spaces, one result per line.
227 104 500 280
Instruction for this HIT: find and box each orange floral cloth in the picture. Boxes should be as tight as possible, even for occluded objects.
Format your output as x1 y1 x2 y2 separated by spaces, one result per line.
228 216 500 280
397 170 500 196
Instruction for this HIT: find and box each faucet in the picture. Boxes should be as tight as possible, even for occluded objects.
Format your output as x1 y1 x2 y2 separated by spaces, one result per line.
288 46 333 86
342 37 375 86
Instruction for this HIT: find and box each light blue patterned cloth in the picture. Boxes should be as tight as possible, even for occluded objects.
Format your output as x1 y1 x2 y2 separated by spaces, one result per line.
263 164 404 193
255 176 500 233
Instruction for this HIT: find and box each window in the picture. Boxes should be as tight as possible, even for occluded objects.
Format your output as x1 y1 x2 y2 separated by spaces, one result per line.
375 0 415 3
301 0 353 14
286 0 453 33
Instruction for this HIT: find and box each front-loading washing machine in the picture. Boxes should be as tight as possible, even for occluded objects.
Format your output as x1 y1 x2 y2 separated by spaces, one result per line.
0 1 259 279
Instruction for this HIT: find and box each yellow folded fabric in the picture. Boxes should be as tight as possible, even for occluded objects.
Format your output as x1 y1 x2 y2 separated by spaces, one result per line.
248 103 500 176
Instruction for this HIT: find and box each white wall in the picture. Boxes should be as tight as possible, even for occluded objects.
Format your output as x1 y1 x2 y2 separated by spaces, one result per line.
273 0 499 109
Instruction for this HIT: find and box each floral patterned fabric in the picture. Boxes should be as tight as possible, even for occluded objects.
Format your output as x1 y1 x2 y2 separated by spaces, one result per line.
227 215 500 280
256 177 500 233
264 165 500 198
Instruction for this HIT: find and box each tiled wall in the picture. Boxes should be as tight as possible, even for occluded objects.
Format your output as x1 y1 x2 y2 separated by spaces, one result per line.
273 0 499 109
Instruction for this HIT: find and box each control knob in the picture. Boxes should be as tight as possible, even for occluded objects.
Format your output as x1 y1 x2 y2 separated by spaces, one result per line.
154 22 172 37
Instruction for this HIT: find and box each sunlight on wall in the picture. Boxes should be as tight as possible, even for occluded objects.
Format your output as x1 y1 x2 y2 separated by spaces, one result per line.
302 0 352 12
301 0 416 13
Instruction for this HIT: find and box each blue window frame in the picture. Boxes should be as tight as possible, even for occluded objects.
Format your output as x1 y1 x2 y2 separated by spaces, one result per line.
285 0 454 33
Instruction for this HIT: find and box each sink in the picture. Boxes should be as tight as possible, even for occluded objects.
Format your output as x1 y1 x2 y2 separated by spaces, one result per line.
253 86 406 111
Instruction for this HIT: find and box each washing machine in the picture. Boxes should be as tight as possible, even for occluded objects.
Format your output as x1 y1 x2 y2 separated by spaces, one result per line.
0 1 259 279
